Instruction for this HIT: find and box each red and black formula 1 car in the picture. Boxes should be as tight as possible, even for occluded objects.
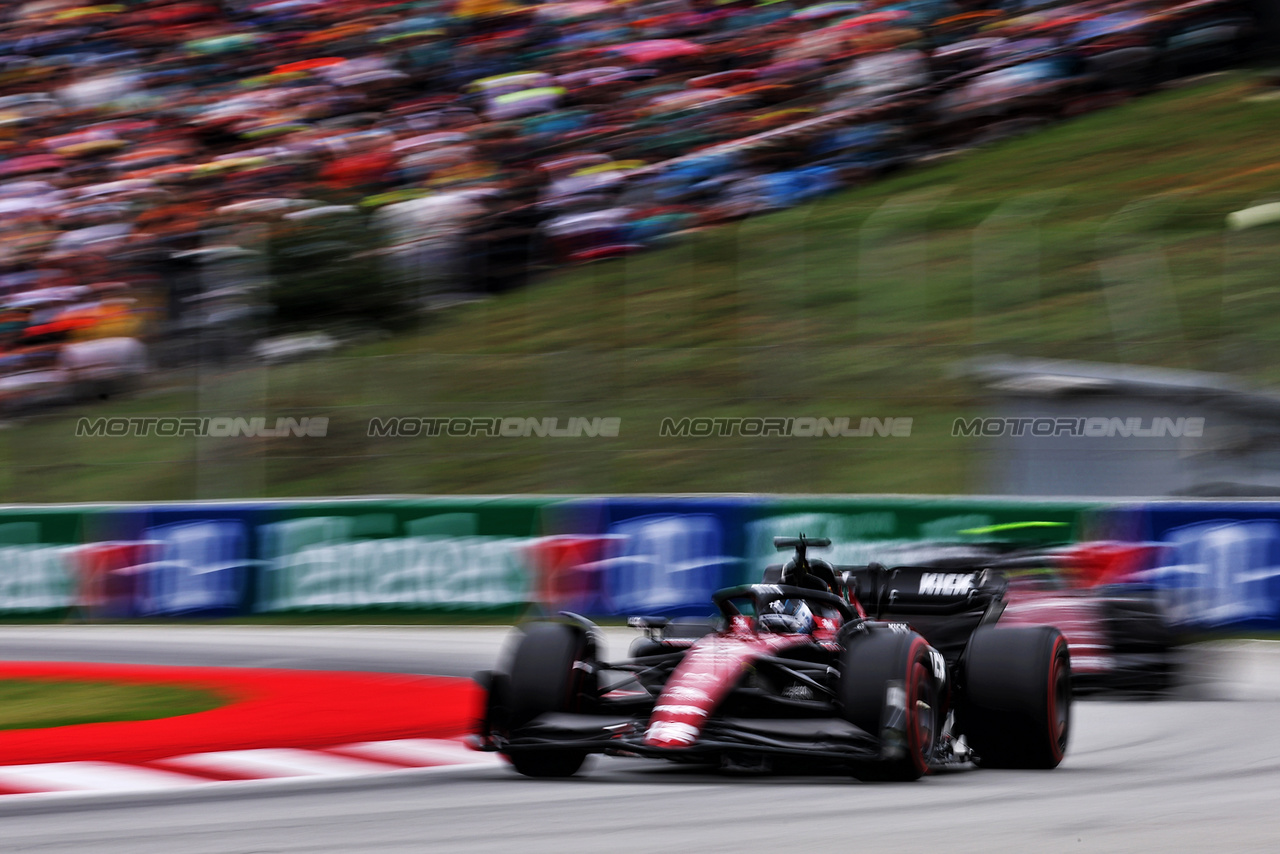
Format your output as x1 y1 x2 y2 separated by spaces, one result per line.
479 535 1071 780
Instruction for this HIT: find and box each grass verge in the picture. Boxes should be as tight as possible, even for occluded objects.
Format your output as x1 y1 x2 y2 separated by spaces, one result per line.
0 679 225 731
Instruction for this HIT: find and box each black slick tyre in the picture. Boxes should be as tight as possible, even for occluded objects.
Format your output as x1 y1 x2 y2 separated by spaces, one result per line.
840 630 941 782
960 626 1071 769
1104 595 1174 654
1103 596 1177 693
502 621 594 778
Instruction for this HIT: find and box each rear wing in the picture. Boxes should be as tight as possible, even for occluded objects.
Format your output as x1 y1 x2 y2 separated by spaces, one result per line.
838 564 1007 619
765 535 838 591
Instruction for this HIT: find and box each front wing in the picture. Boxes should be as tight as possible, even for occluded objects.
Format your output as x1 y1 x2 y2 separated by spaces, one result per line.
498 711 885 763
490 704 922 767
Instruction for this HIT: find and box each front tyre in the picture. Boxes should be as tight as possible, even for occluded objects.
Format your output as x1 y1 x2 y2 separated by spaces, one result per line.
840 630 943 782
500 621 595 778
960 626 1071 769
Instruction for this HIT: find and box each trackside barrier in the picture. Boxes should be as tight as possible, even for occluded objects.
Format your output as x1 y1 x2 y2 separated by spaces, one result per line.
0 496 1278 629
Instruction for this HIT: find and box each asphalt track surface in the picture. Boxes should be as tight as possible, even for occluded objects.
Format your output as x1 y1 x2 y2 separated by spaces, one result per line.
1 626 1278 854
0 625 510 677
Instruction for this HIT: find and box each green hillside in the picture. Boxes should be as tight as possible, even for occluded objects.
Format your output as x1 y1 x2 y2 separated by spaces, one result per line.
7 71 1280 501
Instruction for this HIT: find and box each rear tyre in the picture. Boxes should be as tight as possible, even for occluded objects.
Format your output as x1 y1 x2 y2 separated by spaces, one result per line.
1104 596 1177 694
960 626 1071 769
501 621 595 778
840 630 941 782
1104 595 1174 654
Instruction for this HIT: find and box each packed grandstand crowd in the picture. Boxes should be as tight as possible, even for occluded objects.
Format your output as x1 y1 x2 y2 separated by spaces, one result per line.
0 0 1258 411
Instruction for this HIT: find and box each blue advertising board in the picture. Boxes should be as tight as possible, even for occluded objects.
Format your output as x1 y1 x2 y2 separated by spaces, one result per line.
1 495 1279 629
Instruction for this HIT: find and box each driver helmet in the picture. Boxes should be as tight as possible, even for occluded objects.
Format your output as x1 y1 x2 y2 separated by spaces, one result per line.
760 598 815 634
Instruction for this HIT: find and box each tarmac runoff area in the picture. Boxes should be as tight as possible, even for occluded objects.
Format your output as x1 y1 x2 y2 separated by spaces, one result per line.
0 628 1274 853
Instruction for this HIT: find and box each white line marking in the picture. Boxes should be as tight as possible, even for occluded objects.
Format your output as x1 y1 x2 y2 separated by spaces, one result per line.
0 760 502 807
0 762 209 792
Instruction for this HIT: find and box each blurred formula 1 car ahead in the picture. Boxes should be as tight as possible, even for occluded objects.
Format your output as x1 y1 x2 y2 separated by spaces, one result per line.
479 535 1071 780
998 543 1176 692
874 524 1178 693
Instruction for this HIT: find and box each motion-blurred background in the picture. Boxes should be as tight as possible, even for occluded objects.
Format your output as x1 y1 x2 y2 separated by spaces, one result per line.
0 0 1276 501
